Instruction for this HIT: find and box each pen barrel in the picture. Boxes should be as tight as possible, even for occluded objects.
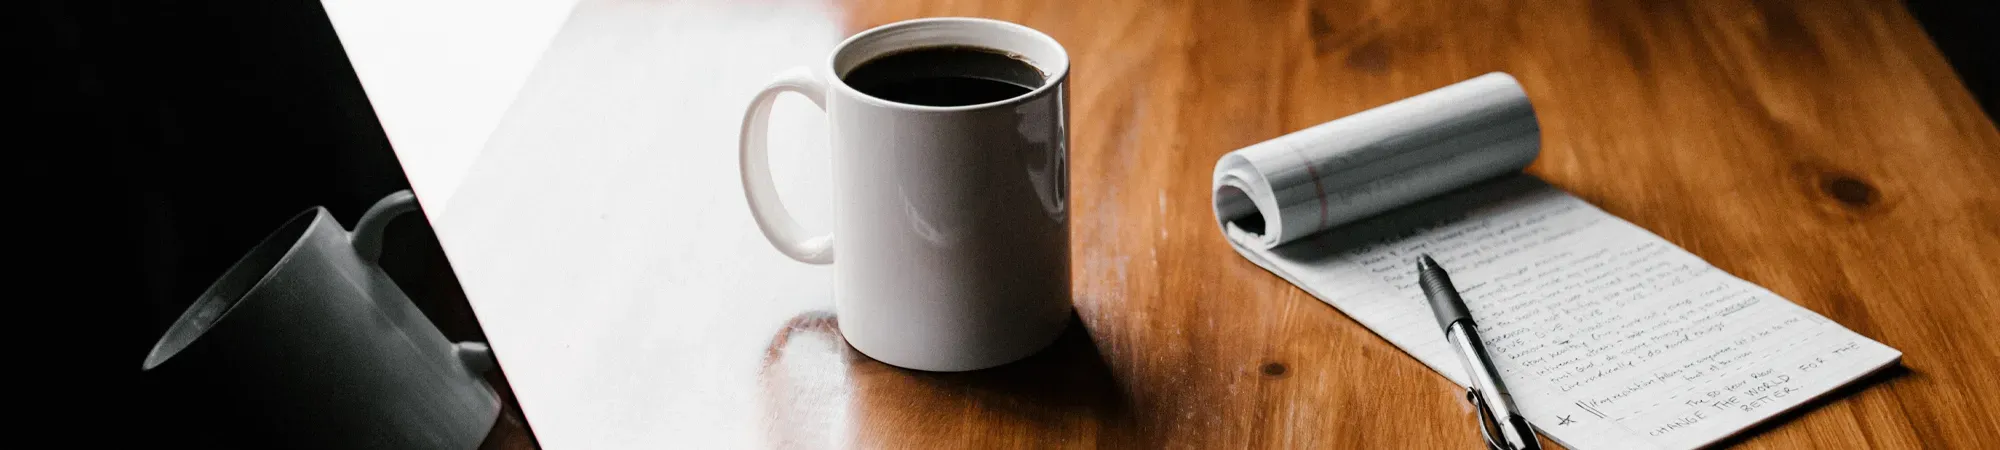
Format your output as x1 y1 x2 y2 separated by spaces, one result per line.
1418 262 1474 332
1450 324 1537 449
1447 324 1511 397
1423 257 1540 449
1504 415 1544 450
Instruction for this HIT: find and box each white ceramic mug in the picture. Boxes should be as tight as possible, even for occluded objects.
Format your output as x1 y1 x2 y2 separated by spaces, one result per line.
142 191 500 449
739 17 1073 372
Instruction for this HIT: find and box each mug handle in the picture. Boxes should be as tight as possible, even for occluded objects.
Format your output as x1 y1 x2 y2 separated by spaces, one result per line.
351 190 499 374
739 67 834 265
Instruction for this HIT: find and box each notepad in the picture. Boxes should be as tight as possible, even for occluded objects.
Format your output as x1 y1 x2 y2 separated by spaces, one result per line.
1211 74 1901 450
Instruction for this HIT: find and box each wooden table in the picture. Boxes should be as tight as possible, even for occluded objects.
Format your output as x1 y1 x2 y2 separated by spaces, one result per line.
358 0 2000 447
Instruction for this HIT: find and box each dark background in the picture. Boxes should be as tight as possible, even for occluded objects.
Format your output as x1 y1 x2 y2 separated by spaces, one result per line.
1907 0 2000 117
25 0 510 446
17 0 1992 446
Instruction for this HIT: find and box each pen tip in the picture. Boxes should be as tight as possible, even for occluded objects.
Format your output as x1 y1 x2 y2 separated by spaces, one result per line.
1416 254 1438 272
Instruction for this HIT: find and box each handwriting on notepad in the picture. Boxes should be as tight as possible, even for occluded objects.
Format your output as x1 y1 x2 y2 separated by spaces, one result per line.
1228 178 1902 448
1352 195 1596 289
1634 334 1880 439
1321 191 1896 441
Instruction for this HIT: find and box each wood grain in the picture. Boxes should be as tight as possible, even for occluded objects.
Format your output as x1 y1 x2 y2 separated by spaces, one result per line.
458 0 2000 447
814 0 2000 448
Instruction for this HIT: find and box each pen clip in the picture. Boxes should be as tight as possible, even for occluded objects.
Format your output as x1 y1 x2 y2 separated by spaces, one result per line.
1467 387 1507 450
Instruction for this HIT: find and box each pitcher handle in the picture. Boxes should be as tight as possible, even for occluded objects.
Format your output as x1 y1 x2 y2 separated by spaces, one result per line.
349 189 500 374
352 190 420 264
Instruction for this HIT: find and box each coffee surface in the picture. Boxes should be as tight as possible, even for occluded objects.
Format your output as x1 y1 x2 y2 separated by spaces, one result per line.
843 46 1044 107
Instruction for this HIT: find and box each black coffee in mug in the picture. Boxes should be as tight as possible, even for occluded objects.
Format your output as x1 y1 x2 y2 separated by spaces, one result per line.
843 46 1045 107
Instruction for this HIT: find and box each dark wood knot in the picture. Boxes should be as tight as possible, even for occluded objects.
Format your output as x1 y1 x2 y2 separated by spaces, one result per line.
1345 38 1392 73
1307 10 1337 55
1823 176 1876 208
1260 361 1289 378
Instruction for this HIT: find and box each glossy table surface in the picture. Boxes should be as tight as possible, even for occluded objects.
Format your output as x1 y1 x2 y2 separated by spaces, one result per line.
334 0 2000 448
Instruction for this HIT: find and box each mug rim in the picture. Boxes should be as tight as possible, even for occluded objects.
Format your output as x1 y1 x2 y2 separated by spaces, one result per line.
141 207 330 370
826 17 1070 113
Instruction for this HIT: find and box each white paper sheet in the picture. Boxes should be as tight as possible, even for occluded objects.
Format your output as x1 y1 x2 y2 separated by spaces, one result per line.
1212 75 1901 450
1213 73 1540 249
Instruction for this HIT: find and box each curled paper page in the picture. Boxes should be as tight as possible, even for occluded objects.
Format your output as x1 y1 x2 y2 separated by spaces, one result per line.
1212 72 1541 249
1208 72 1905 450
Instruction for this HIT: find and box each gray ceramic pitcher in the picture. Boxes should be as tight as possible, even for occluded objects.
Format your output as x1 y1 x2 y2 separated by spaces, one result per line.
142 190 500 449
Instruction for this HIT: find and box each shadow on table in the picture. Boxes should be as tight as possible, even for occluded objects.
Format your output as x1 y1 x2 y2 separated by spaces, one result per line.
759 312 1136 447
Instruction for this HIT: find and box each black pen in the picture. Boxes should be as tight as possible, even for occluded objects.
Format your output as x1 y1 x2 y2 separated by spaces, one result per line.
1417 254 1542 450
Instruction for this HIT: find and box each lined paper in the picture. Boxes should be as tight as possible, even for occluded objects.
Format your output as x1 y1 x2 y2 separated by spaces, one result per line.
1225 176 1901 449
1212 73 1540 249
